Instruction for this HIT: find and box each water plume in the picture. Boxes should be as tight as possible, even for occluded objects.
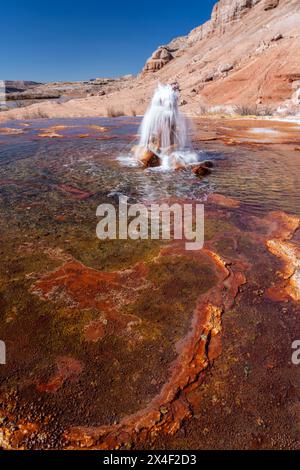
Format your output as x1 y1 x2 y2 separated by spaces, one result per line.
134 83 198 170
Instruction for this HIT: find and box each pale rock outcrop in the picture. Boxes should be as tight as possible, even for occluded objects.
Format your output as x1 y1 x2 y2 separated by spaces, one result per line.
292 88 300 105
145 1 266 69
143 47 173 72
137 0 299 112
219 63 235 73
264 0 280 11
187 0 262 44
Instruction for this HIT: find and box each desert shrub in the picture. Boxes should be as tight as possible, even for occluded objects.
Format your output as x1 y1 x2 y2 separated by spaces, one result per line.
36 109 49 118
198 105 209 115
198 104 235 116
106 106 124 117
282 108 299 116
235 103 276 117
22 109 49 119
234 104 259 116
258 105 275 116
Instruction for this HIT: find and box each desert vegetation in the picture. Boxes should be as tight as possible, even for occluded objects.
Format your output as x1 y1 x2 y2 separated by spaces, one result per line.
106 106 124 118
234 104 275 117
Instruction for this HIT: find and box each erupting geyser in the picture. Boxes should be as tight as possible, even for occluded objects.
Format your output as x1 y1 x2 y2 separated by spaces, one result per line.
134 83 199 170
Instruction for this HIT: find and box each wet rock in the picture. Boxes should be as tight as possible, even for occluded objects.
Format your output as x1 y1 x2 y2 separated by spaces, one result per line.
140 150 160 168
192 164 212 177
208 193 240 208
38 131 63 139
0 127 24 135
203 160 214 168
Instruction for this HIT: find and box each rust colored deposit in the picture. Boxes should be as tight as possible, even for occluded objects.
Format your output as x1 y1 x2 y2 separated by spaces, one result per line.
64 252 245 449
264 212 300 302
26 232 245 449
31 259 149 339
266 240 300 302
37 357 83 393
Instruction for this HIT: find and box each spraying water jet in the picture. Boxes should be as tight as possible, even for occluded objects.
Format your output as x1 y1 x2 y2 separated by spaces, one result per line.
133 83 199 170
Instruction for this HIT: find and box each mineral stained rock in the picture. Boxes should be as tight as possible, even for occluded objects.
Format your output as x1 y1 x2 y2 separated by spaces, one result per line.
139 149 160 168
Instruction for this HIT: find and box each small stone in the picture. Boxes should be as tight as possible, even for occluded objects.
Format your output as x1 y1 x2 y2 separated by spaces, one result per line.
192 164 212 177
219 63 234 73
271 33 283 42
203 160 214 168
160 406 168 415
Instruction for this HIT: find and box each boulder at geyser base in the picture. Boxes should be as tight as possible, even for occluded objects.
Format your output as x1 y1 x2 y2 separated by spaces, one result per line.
139 149 160 168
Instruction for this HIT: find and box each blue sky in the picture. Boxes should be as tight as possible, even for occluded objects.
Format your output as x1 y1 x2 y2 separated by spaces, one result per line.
1 0 216 82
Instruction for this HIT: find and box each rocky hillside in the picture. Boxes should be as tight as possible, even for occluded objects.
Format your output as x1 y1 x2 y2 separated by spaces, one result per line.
1 0 299 120
2 76 133 109
4 81 42 93
140 0 300 114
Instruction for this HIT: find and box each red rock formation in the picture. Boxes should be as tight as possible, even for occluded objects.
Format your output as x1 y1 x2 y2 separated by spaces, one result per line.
101 0 300 116
138 0 298 111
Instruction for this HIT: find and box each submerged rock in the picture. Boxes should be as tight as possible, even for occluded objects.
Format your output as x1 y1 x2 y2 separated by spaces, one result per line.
192 164 212 177
203 160 214 168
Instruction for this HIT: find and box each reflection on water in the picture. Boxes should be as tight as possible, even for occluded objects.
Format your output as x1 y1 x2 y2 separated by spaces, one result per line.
211 145 300 215
0 117 299 216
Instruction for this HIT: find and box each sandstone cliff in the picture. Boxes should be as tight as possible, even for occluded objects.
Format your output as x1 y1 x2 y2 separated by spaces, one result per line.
140 0 300 114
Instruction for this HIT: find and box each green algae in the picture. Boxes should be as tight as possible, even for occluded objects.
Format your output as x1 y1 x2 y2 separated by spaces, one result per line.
125 255 218 347
204 218 236 241
215 237 236 257
64 236 162 272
